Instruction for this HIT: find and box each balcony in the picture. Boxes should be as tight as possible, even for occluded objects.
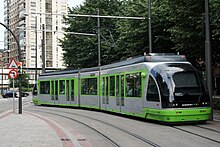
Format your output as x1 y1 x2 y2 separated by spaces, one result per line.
19 9 26 20
18 0 25 5
19 20 25 26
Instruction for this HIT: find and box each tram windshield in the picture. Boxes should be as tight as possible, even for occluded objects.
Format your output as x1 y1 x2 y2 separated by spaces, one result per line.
150 63 210 108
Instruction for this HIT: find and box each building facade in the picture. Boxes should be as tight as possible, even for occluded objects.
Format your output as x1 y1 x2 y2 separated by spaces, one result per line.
3 0 67 85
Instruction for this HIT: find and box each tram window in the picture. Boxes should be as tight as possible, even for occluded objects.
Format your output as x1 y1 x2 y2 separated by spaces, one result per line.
146 76 160 102
110 76 115 96
102 77 105 96
71 80 74 101
40 81 50 94
173 72 198 88
59 80 65 95
81 78 97 95
126 73 142 97
51 81 54 100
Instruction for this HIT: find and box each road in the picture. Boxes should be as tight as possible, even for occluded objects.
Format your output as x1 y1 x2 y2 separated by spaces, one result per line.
1 95 220 147
0 93 32 113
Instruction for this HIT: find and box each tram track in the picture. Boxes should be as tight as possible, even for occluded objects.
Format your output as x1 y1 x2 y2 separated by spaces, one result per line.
28 109 121 147
194 125 220 134
26 107 161 147
171 126 220 144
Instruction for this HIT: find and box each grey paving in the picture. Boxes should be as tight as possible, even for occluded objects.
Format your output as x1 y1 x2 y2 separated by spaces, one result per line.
0 111 63 147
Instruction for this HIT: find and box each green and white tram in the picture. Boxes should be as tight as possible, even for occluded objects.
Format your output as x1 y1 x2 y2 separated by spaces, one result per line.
33 54 211 123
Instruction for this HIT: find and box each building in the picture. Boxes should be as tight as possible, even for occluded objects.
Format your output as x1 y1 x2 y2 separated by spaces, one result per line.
3 0 67 85
0 50 10 92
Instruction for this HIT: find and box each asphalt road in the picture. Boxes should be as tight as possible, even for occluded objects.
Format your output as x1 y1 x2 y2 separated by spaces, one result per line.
1 94 220 147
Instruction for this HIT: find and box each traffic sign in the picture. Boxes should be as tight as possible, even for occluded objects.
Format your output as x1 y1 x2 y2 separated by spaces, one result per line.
7 58 18 69
8 69 18 79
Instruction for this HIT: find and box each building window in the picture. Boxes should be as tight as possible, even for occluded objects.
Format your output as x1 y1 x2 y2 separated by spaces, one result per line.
31 2 36 7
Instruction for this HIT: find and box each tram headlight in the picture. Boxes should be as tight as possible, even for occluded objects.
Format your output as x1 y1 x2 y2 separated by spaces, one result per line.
168 103 173 107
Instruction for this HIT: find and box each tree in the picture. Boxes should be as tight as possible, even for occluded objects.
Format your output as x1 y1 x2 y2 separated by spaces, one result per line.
116 0 175 58
61 0 220 70
165 0 206 69
210 0 220 66
61 0 123 68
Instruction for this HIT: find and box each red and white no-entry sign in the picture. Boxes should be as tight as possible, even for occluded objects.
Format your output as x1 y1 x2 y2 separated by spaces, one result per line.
8 69 18 79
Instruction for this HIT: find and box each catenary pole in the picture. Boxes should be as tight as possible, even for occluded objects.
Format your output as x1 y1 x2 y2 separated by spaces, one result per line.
205 0 213 120
97 9 101 109
148 0 152 53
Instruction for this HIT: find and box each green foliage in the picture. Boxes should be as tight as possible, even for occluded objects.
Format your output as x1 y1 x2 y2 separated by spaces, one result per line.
61 0 123 68
210 0 220 66
167 0 206 69
60 0 220 70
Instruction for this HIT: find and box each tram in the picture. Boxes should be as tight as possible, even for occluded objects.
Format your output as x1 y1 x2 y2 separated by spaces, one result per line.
33 53 211 123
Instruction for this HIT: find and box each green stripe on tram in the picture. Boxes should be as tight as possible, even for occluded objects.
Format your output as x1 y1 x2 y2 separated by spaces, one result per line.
143 107 211 122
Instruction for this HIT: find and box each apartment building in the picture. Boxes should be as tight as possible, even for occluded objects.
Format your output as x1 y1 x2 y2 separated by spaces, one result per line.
3 0 67 84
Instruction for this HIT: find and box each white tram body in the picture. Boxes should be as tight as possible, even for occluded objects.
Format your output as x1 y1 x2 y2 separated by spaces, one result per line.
35 54 211 122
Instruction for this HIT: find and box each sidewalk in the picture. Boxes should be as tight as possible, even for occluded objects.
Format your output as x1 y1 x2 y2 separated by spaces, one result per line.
0 111 80 147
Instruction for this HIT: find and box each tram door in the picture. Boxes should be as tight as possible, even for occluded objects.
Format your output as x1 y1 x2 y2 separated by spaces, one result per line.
54 80 58 104
66 79 75 105
102 77 109 110
66 80 70 105
116 75 124 112
51 81 54 103
70 79 75 104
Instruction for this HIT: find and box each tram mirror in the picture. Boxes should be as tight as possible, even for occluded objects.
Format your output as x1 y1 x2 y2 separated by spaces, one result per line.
141 72 146 78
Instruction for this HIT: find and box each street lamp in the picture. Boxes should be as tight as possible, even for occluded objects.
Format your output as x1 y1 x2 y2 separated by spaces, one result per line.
0 22 22 114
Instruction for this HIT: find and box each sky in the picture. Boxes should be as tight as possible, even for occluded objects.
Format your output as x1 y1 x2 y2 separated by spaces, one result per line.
0 0 85 50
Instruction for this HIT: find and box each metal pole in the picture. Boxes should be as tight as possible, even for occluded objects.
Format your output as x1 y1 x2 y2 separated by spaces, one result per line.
13 78 15 113
42 24 46 73
148 0 152 53
205 0 213 120
34 12 146 20
1 59 3 94
97 9 101 109
35 16 38 83
0 22 22 114
78 68 81 107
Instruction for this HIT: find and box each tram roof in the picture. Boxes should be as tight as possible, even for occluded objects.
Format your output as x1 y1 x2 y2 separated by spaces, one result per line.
39 53 186 76
101 53 186 70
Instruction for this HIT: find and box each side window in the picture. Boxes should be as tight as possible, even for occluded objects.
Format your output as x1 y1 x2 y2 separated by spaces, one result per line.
81 78 97 95
102 77 105 96
126 72 142 97
146 76 160 102
110 76 115 96
71 79 74 101
59 80 65 95
40 81 50 94
51 81 54 100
